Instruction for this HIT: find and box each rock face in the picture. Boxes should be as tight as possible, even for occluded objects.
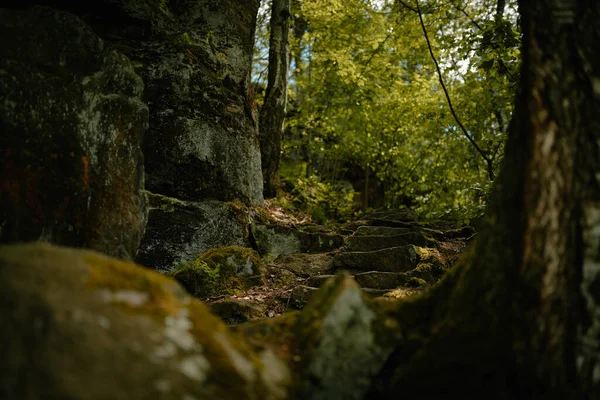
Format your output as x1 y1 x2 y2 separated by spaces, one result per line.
93 0 263 266
0 6 149 260
135 193 250 271
0 243 290 399
95 0 264 206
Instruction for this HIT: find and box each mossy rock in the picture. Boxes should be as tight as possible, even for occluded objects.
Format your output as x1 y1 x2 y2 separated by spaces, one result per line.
0 243 289 399
289 285 319 310
136 196 251 271
0 7 148 260
209 299 266 325
410 247 448 284
289 274 401 399
168 246 264 298
236 274 403 400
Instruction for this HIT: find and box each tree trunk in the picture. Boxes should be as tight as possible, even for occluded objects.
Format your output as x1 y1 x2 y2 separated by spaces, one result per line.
260 0 291 198
366 1 600 397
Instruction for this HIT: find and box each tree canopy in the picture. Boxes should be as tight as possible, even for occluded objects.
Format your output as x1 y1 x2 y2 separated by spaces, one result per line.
254 0 521 222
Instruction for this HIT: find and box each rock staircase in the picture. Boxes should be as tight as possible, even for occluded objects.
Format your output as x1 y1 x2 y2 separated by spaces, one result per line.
255 209 472 312
201 209 473 324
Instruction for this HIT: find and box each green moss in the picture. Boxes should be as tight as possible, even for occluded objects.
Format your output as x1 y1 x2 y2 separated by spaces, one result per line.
215 50 228 64
411 247 448 284
84 253 184 319
224 201 251 236
175 32 203 48
407 277 427 288
145 190 183 212
168 259 221 298
168 246 264 299
201 246 263 275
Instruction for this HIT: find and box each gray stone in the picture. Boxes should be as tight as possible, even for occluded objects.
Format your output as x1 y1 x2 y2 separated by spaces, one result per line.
0 7 148 260
354 226 413 236
347 232 428 252
135 193 249 271
209 299 266 325
0 243 290 400
269 253 335 276
354 271 410 290
361 209 417 222
305 275 337 288
370 218 415 228
253 225 343 261
101 0 264 205
293 275 397 400
333 246 419 273
290 285 318 309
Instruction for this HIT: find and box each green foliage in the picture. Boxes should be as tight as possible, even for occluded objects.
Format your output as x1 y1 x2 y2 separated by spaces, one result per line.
286 175 356 222
253 0 520 217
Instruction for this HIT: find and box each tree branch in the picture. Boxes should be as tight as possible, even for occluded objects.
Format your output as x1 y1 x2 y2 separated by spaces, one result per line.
414 0 495 181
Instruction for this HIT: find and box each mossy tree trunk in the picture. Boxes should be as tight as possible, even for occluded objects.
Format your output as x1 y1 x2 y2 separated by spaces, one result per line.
260 0 291 198
366 1 600 398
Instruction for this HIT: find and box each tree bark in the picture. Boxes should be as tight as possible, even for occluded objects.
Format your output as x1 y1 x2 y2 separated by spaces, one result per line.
366 0 600 397
260 0 291 198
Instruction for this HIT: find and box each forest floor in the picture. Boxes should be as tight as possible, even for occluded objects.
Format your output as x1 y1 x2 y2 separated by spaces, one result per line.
202 200 473 325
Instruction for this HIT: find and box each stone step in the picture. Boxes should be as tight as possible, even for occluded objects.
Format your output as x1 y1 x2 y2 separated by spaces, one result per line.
346 232 428 252
353 271 411 290
361 209 417 222
289 285 318 309
354 225 413 236
370 218 416 229
307 271 422 291
444 226 476 239
269 253 334 276
289 284 392 309
252 224 344 261
332 245 418 273
209 299 266 325
362 288 392 297
305 274 336 288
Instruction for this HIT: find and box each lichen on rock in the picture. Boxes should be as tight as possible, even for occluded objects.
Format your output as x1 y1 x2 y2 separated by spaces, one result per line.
0 242 290 399
0 6 148 260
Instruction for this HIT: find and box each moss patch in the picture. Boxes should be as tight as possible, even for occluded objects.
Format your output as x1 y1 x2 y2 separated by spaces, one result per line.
168 246 264 298
411 247 448 284
84 253 184 318
145 190 184 212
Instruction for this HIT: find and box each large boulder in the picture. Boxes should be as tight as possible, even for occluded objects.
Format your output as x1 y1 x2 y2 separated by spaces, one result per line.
0 6 148 260
135 192 251 271
0 243 290 399
93 0 264 205
239 274 402 400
